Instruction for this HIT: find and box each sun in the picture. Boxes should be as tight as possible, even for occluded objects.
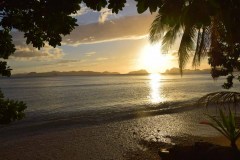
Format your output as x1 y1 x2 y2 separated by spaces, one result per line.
138 43 173 73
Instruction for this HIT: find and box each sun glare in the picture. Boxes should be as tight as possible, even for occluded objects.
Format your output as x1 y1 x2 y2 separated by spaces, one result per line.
149 73 165 103
138 44 173 73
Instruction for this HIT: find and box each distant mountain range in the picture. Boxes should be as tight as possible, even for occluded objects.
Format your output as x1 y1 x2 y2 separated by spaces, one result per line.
127 69 149 75
163 68 210 74
11 68 211 77
12 69 149 77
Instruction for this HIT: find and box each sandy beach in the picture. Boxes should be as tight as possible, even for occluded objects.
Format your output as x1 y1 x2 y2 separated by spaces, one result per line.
1 106 238 160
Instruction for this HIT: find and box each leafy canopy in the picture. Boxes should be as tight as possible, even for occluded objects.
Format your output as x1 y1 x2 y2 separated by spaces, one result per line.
149 0 240 88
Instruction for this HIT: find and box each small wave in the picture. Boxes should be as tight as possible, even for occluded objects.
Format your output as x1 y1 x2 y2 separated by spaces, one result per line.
2 99 200 130
0 82 147 90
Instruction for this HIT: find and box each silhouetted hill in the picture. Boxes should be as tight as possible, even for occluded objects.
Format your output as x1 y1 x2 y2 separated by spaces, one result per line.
12 69 151 77
13 71 121 77
127 69 149 75
163 68 210 74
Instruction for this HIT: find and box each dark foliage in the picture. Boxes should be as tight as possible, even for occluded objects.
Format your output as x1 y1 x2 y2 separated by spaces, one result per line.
159 142 240 160
0 90 27 124
198 92 240 106
0 0 81 54
149 0 240 88
0 0 83 76
0 61 11 77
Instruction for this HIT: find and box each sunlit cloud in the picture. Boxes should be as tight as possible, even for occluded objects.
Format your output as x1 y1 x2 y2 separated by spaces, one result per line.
98 8 112 23
96 57 108 61
11 14 154 47
56 59 84 65
84 52 96 57
64 35 148 46
63 14 155 46
10 45 64 61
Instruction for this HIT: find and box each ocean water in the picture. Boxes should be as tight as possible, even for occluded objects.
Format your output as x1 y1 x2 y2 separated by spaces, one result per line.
0 74 239 125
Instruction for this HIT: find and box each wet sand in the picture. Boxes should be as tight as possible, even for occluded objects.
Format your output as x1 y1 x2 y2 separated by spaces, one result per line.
0 107 238 160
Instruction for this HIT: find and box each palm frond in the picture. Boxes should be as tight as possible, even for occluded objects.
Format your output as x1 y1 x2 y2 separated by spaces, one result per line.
207 114 231 139
149 14 165 43
193 28 202 62
198 91 240 107
219 109 231 133
192 27 209 67
161 22 182 51
235 130 240 141
228 107 236 133
178 25 196 75
203 107 240 147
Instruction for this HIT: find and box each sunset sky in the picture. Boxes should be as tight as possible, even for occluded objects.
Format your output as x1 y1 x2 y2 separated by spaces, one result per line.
8 0 209 74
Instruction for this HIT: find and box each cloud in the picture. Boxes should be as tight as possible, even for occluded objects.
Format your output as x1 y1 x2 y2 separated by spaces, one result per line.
10 45 64 61
54 59 86 66
96 57 108 61
84 52 96 57
98 8 112 23
63 14 155 46
11 14 155 47
71 4 89 17
56 59 80 64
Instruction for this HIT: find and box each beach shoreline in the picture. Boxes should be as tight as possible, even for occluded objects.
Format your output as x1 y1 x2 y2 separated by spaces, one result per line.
0 125 238 160
1 105 238 160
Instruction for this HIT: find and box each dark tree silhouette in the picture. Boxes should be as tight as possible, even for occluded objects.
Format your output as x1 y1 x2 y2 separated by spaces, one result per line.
149 0 240 89
0 0 84 124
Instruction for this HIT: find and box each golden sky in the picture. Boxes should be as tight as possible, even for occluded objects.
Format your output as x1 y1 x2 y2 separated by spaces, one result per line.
8 1 209 74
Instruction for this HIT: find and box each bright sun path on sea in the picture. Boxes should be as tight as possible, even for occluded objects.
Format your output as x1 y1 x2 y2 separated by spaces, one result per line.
149 73 165 103
138 43 170 103
138 43 173 73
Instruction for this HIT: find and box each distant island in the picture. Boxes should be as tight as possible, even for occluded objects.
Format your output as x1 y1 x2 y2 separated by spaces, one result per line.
127 69 149 75
10 68 211 77
163 68 210 75
12 69 149 77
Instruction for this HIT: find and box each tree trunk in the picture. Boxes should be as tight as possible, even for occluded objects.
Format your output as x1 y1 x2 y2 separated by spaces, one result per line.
231 140 238 151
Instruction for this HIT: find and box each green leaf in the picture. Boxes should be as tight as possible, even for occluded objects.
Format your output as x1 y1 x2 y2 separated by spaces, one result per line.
207 114 230 139
0 90 27 124
136 0 148 14
135 0 162 14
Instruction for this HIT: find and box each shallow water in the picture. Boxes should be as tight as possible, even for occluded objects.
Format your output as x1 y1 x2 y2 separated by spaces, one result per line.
0 74 239 124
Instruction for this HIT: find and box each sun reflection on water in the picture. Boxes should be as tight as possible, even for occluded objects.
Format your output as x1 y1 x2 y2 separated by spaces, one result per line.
149 73 164 103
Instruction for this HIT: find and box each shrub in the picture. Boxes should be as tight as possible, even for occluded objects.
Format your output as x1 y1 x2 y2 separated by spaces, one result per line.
200 107 240 150
0 90 27 124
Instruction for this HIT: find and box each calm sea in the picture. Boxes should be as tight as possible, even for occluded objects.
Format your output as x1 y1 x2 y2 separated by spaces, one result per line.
0 74 239 125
